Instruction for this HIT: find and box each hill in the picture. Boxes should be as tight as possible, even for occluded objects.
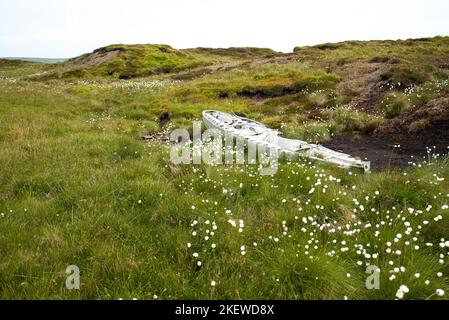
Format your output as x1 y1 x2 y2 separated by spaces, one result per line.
40 44 280 80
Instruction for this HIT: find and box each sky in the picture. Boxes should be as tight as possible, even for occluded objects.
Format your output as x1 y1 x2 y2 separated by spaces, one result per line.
1 0 449 58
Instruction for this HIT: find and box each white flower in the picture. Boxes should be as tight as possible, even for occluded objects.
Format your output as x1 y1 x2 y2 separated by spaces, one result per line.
436 289 445 297
396 290 404 299
400 285 409 293
396 285 409 299
211 281 216 287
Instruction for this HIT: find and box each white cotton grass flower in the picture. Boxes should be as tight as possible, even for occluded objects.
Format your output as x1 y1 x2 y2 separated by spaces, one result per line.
436 289 445 297
400 285 409 293
228 219 237 227
396 285 409 299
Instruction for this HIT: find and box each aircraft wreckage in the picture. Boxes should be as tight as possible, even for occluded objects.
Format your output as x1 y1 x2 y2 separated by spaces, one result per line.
203 110 370 173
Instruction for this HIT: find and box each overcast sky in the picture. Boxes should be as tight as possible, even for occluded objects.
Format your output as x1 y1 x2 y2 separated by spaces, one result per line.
1 0 448 58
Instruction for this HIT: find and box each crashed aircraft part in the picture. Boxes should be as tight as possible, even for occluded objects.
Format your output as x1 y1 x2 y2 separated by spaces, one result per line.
202 110 371 173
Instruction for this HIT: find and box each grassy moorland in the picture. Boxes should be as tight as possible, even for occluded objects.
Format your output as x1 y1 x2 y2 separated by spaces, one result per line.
0 37 448 299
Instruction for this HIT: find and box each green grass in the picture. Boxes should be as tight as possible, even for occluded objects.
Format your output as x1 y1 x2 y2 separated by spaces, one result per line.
1 37 449 300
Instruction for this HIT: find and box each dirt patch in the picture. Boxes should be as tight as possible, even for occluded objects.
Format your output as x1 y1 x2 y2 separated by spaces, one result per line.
323 110 449 171
323 134 427 171
63 48 121 69
335 61 389 113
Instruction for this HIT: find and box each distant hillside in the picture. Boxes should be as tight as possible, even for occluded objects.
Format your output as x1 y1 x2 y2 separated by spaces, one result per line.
0 58 52 78
1 57 67 64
